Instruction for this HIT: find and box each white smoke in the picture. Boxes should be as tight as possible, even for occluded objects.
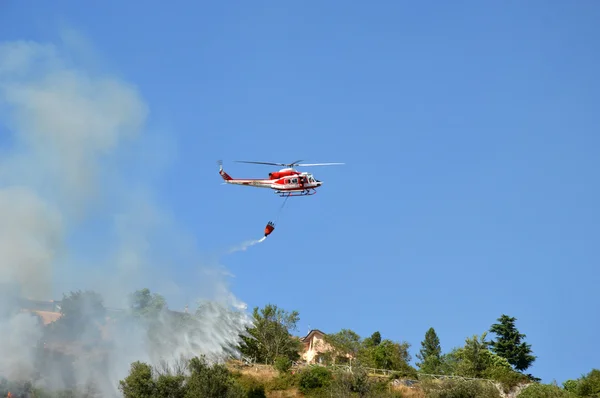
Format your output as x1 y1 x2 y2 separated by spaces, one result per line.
228 237 267 254
0 34 252 396
0 186 63 299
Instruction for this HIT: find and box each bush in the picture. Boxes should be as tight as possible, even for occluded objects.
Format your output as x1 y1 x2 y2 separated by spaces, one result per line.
298 366 333 394
265 373 298 392
231 373 267 398
562 379 578 392
577 369 600 397
485 366 530 393
517 383 577 398
421 379 502 398
274 356 292 374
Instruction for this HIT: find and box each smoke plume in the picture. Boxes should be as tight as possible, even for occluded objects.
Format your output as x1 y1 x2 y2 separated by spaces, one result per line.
0 35 251 396
228 237 267 254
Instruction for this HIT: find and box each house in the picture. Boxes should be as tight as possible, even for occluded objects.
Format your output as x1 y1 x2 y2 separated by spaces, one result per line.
299 329 334 364
23 309 62 325
299 329 357 365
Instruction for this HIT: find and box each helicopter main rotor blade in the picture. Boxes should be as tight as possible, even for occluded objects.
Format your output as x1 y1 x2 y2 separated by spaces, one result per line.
294 162 345 166
234 160 288 166
234 160 343 167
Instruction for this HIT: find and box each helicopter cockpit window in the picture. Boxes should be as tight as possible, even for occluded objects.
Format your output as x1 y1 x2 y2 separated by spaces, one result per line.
291 178 297 184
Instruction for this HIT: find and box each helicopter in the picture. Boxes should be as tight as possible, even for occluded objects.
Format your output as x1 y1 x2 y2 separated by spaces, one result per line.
218 160 344 197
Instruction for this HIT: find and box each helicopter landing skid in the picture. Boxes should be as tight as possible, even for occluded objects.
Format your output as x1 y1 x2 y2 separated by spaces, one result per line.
275 189 317 197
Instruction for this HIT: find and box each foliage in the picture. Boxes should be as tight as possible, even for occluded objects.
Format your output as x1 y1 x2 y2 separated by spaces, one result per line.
489 314 536 372
324 328 415 376
369 340 413 373
575 368 600 397
9 286 600 398
324 329 362 363
239 304 302 364
118 361 159 397
517 383 578 398
186 356 245 397
362 331 382 348
231 373 267 398
274 356 292 374
421 379 502 398
264 373 298 392
440 333 491 378
298 365 333 394
118 355 246 398
435 332 529 394
483 361 529 392
327 364 404 398
46 290 106 342
562 379 578 393
129 288 167 319
416 327 443 374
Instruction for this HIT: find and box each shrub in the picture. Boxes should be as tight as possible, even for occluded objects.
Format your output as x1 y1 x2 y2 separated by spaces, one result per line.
232 373 267 398
274 356 292 374
298 365 333 394
562 379 578 392
517 383 577 398
421 379 502 398
265 373 298 392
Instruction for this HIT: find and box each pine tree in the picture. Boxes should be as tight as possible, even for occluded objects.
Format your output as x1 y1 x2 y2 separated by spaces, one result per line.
416 327 442 374
489 314 536 372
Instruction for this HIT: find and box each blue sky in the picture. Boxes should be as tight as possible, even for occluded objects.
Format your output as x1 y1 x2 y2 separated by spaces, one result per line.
2 0 599 385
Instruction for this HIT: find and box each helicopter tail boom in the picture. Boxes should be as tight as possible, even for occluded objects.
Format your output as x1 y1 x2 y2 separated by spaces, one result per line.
219 162 272 188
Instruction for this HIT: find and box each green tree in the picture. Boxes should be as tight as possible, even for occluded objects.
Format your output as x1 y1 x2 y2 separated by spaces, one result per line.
421 378 502 398
47 290 106 341
186 356 245 398
118 356 245 398
489 314 536 372
370 339 412 372
441 333 490 378
119 361 158 397
324 329 362 363
576 368 600 397
518 383 578 398
363 331 382 348
129 288 167 319
239 304 302 364
416 327 442 374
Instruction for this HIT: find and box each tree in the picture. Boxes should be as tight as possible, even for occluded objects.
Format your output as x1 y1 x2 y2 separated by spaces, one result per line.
118 356 245 398
186 356 245 398
239 304 302 364
441 333 491 378
324 329 362 363
575 368 600 397
370 339 413 373
118 361 157 397
362 331 382 348
47 290 106 341
129 288 167 319
416 327 442 374
489 314 536 372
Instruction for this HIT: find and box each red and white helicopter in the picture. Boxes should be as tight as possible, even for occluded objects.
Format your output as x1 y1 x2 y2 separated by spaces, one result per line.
218 160 344 197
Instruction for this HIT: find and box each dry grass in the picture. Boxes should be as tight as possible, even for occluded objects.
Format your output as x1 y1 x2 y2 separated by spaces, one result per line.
391 384 426 398
227 360 279 382
266 388 302 398
226 360 429 398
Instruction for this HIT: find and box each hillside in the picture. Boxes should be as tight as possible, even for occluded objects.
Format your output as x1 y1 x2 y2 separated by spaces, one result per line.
2 290 598 398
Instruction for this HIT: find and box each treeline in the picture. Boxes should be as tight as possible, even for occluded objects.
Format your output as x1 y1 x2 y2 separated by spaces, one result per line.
1 288 599 397
118 300 600 398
